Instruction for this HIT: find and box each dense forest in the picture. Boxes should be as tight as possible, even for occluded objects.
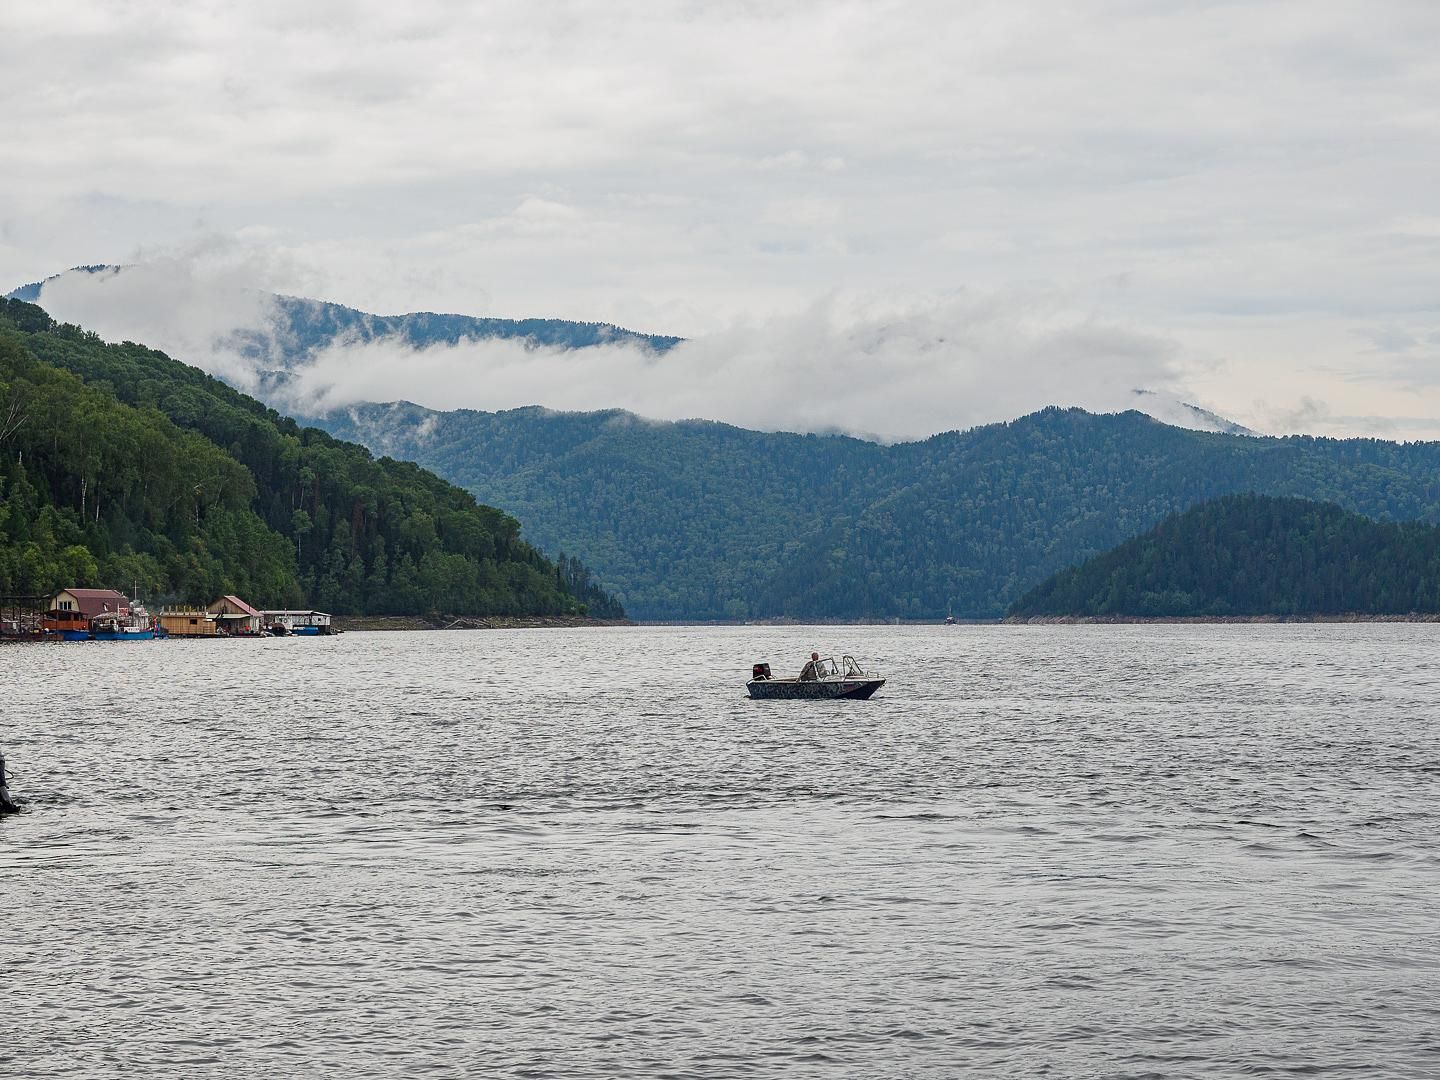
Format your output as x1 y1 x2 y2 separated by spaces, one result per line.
0 298 621 617
321 402 1440 620
1009 494 1440 617
18 271 1440 622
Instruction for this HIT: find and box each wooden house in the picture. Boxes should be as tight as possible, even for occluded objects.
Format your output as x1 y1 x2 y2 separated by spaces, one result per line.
207 595 263 635
158 610 219 637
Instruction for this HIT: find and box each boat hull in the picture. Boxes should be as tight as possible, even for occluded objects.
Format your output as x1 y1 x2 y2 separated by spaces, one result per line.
746 678 885 700
91 629 156 641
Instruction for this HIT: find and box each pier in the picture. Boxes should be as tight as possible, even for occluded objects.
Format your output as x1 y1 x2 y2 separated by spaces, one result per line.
0 595 47 640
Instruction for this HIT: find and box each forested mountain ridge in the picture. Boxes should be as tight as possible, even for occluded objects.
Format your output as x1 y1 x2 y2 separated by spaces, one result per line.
0 298 621 617
6 267 682 366
320 401 1440 620
255 293 682 358
1009 494 1440 617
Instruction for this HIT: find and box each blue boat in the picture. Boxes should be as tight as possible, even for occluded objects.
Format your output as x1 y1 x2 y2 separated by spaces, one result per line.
90 608 157 641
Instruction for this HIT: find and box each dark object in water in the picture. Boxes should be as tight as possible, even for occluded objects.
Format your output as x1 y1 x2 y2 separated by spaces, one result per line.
747 655 886 700
0 750 17 816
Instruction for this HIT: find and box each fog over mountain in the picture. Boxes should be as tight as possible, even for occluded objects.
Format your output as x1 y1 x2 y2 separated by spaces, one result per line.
8 5 1440 441
11 262 1245 440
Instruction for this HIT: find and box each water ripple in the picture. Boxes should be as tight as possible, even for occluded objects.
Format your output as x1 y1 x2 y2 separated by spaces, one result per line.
3 624 1439 1078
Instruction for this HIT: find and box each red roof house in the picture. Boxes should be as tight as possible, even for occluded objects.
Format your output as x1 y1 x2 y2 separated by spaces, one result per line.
48 589 130 618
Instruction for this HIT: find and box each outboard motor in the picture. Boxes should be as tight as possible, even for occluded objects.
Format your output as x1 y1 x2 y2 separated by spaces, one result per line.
751 662 772 681
0 749 17 816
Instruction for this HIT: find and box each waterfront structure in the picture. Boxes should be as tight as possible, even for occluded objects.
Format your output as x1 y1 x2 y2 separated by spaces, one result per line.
259 610 334 635
43 588 130 640
207 595 264 635
157 610 219 637
0 595 47 639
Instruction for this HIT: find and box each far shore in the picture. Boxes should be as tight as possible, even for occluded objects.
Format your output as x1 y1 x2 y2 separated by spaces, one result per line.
1004 612 1440 625
333 615 634 632
341 611 1440 631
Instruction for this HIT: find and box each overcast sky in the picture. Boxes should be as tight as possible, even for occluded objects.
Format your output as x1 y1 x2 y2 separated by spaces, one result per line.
4 1 1440 439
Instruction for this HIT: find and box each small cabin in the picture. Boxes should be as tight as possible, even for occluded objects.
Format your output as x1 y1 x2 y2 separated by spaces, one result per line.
158 610 219 637
207 595 263 635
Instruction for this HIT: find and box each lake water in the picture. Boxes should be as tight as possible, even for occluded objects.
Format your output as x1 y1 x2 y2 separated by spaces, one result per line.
3 624 1439 1078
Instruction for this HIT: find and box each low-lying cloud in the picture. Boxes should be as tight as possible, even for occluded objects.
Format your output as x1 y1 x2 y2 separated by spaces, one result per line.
25 263 1206 441
282 295 1189 441
31 250 298 394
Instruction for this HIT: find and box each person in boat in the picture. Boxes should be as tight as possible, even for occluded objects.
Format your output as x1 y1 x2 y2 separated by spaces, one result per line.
799 652 821 681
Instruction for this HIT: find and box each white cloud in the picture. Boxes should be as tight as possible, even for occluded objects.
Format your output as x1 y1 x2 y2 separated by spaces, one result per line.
28 261 1193 440
5 3 1440 437
34 255 285 391
276 293 1190 441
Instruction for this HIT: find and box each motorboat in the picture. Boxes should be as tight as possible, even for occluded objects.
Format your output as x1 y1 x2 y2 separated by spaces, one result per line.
746 655 886 700
90 606 157 641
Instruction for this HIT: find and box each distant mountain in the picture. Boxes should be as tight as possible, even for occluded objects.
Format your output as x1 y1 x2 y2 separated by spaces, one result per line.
6 267 682 376
244 294 682 369
14 268 1398 624
317 401 1440 620
1009 494 1440 618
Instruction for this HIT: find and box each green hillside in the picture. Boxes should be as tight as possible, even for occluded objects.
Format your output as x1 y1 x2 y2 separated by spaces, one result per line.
320 402 1440 620
0 298 620 617
1009 494 1440 618
324 404 896 620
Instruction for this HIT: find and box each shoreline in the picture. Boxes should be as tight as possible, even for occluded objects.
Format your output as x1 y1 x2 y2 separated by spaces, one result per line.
332 614 634 632
1004 613 1440 625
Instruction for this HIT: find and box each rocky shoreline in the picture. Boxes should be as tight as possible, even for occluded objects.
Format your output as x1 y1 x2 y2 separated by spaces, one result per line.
1004 613 1440 625
335 613 1440 630
333 614 634 632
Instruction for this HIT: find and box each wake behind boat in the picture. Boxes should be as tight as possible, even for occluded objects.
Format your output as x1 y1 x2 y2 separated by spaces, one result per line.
746 654 886 700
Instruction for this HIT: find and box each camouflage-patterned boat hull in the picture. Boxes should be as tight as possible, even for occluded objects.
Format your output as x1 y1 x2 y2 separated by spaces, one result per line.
746 678 885 700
